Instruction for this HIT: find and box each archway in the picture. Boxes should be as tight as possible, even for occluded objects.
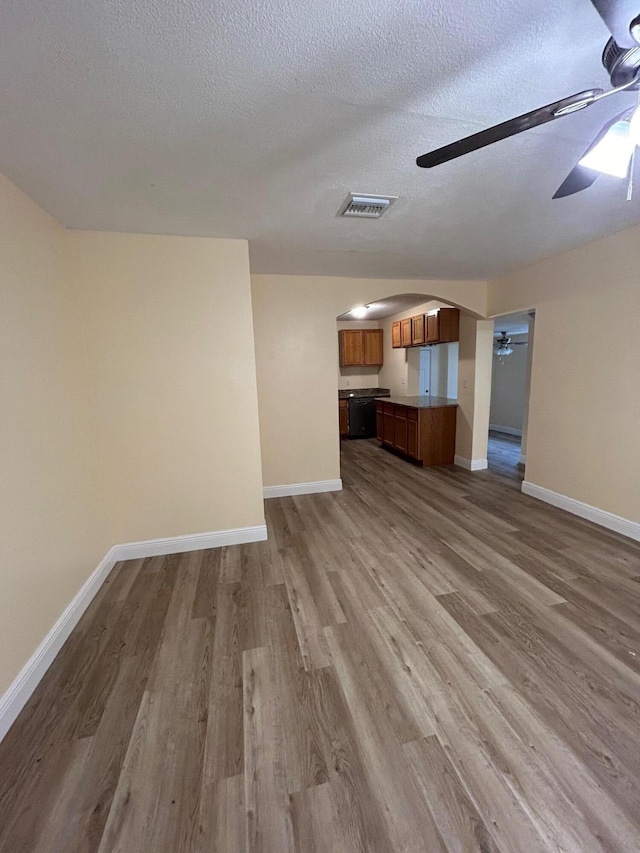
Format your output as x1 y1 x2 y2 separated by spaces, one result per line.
250 273 491 493
335 292 493 472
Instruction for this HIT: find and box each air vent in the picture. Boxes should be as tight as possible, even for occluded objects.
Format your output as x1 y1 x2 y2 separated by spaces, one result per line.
337 193 397 219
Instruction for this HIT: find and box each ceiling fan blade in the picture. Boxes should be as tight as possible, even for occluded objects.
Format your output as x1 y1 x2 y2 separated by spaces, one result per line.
590 0 640 49
553 108 630 198
417 89 603 168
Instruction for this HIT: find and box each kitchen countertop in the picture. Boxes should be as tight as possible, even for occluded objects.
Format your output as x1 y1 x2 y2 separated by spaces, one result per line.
338 387 390 400
381 395 458 409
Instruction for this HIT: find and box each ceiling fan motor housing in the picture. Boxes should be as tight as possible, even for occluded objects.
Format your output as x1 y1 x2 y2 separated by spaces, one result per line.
602 38 640 87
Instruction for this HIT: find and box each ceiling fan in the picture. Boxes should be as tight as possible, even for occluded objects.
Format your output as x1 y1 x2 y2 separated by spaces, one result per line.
494 332 527 356
417 0 640 198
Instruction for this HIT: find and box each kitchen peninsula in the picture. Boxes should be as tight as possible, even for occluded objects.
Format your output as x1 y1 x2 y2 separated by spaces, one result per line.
376 396 457 466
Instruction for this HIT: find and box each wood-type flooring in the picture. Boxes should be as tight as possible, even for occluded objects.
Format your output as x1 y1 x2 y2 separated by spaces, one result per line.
1 437 640 851
487 430 523 480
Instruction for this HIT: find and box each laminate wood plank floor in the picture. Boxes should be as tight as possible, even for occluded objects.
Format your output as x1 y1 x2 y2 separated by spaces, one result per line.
487 430 523 481
2 438 640 851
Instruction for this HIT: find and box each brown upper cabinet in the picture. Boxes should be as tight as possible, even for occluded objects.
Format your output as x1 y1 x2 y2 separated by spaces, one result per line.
339 329 383 367
400 318 412 347
426 307 460 345
363 329 383 365
411 314 425 346
391 307 460 350
426 312 440 343
339 329 363 366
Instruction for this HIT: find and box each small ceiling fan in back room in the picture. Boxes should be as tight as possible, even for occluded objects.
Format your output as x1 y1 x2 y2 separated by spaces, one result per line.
494 332 528 356
417 0 640 198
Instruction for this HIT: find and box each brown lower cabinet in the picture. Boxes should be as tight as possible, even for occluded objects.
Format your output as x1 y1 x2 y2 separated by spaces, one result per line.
339 399 348 437
376 400 456 466
376 402 384 440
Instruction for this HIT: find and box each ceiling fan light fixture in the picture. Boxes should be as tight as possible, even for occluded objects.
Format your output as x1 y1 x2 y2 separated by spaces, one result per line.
578 119 634 177
494 331 518 356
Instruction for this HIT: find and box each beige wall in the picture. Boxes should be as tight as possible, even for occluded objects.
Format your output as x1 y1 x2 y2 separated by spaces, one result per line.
489 225 640 522
251 275 487 488
489 334 528 433
456 316 494 463
1 175 265 698
337 320 381 390
0 175 109 696
67 231 264 542
520 315 535 461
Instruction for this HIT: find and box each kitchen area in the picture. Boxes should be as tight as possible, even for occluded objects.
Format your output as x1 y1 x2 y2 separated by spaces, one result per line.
338 300 460 466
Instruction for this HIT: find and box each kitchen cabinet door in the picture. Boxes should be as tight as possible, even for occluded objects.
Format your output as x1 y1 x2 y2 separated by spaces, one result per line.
407 418 418 458
391 321 402 348
363 329 383 365
339 400 348 437
383 404 395 445
394 408 408 453
426 312 440 343
411 314 425 346
400 318 412 347
376 402 384 441
339 330 364 366
425 308 460 344
437 308 460 343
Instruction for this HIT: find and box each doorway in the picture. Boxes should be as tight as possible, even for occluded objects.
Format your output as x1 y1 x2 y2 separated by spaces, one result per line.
416 343 459 398
418 348 431 395
487 311 534 479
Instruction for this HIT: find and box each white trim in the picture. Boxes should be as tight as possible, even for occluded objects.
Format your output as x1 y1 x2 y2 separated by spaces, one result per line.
116 524 267 560
518 453 526 465
454 455 488 472
0 523 267 743
0 546 119 742
263 479 342 499
522 481 640 542
489 424 522 437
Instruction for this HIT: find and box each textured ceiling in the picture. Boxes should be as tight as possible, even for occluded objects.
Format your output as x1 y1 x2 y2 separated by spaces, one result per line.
2 0 640 278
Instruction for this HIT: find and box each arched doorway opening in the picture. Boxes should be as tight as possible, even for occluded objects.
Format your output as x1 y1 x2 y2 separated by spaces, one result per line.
336 293 463 454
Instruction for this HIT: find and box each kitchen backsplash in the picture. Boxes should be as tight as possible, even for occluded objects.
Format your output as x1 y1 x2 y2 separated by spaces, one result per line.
338 366 380 390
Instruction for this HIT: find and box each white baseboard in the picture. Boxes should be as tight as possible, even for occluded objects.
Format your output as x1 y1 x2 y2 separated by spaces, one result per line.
116 524 267 560
263 479 342 499
489 424 522 437
0 522 267 743
454 455 488 472
0 546 119 743
522 481 640 542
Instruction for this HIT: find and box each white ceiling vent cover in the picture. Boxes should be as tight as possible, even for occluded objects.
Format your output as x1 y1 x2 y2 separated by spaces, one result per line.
337 193 397 219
